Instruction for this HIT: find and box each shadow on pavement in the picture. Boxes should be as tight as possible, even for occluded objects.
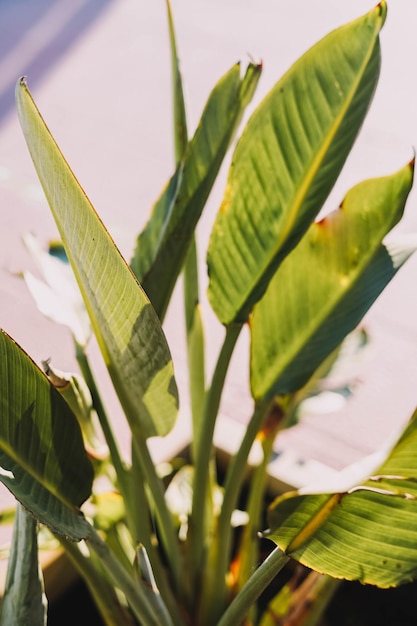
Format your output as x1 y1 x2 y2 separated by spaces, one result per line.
0 0 114 125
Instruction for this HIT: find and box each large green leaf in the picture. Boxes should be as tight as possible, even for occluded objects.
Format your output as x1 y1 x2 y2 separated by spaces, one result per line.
1 504 47 626
131 61 261 320
267 409 417 587
0 329 91 539
250 160 415 399
16 79 178 439
207 2 386 324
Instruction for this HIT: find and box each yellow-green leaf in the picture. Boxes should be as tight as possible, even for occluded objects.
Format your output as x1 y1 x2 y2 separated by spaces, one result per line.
207 2 386 324
131 61 261 320
16 79 178 439
250 160 415 399
267 409 417 587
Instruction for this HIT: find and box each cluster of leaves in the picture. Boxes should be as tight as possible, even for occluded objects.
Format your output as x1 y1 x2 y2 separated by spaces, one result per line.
1 2 417 625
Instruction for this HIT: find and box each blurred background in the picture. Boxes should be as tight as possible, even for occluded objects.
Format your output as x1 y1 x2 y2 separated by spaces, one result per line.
1 0 417 482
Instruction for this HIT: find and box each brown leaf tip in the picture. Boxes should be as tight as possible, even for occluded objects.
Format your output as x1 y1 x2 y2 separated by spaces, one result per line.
376 0 388 26
408 150 416 172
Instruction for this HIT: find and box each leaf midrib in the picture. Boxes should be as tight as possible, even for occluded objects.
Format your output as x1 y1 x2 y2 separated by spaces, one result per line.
241 24 381 320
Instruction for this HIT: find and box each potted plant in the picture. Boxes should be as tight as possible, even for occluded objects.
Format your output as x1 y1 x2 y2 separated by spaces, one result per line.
1 1 417 624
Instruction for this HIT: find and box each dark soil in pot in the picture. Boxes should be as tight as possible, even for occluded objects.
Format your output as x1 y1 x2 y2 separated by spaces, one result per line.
324 578 417 626
48 578 103 626
47 567 417 626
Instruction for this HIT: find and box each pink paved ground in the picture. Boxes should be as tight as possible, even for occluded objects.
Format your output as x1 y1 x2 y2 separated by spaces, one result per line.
1 0 417 503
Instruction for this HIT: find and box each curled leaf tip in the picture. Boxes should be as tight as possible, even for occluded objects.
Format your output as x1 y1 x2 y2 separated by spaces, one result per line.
19 76 27 87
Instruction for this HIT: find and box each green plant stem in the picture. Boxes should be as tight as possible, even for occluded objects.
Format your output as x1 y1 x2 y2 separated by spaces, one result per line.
130 443 156 551
75 343 144 559
201 399 272 622
103 522 186 626
189 323 243 588
60 537 136 626
132 435 182 592
131 443 186 626
87 525 174 626
235 426 277 625
220 399 272 549
105 524 136 573
75 342 129 499
167 0 207 465
130 447 167 581
184 239 206 463
217 547 290 626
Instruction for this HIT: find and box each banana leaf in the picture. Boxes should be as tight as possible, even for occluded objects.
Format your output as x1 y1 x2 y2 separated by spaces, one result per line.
207 2 386 324
131 61 261 320
267 409 417 587
16 79 178 440
250 160 415 399
0 329 92 539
